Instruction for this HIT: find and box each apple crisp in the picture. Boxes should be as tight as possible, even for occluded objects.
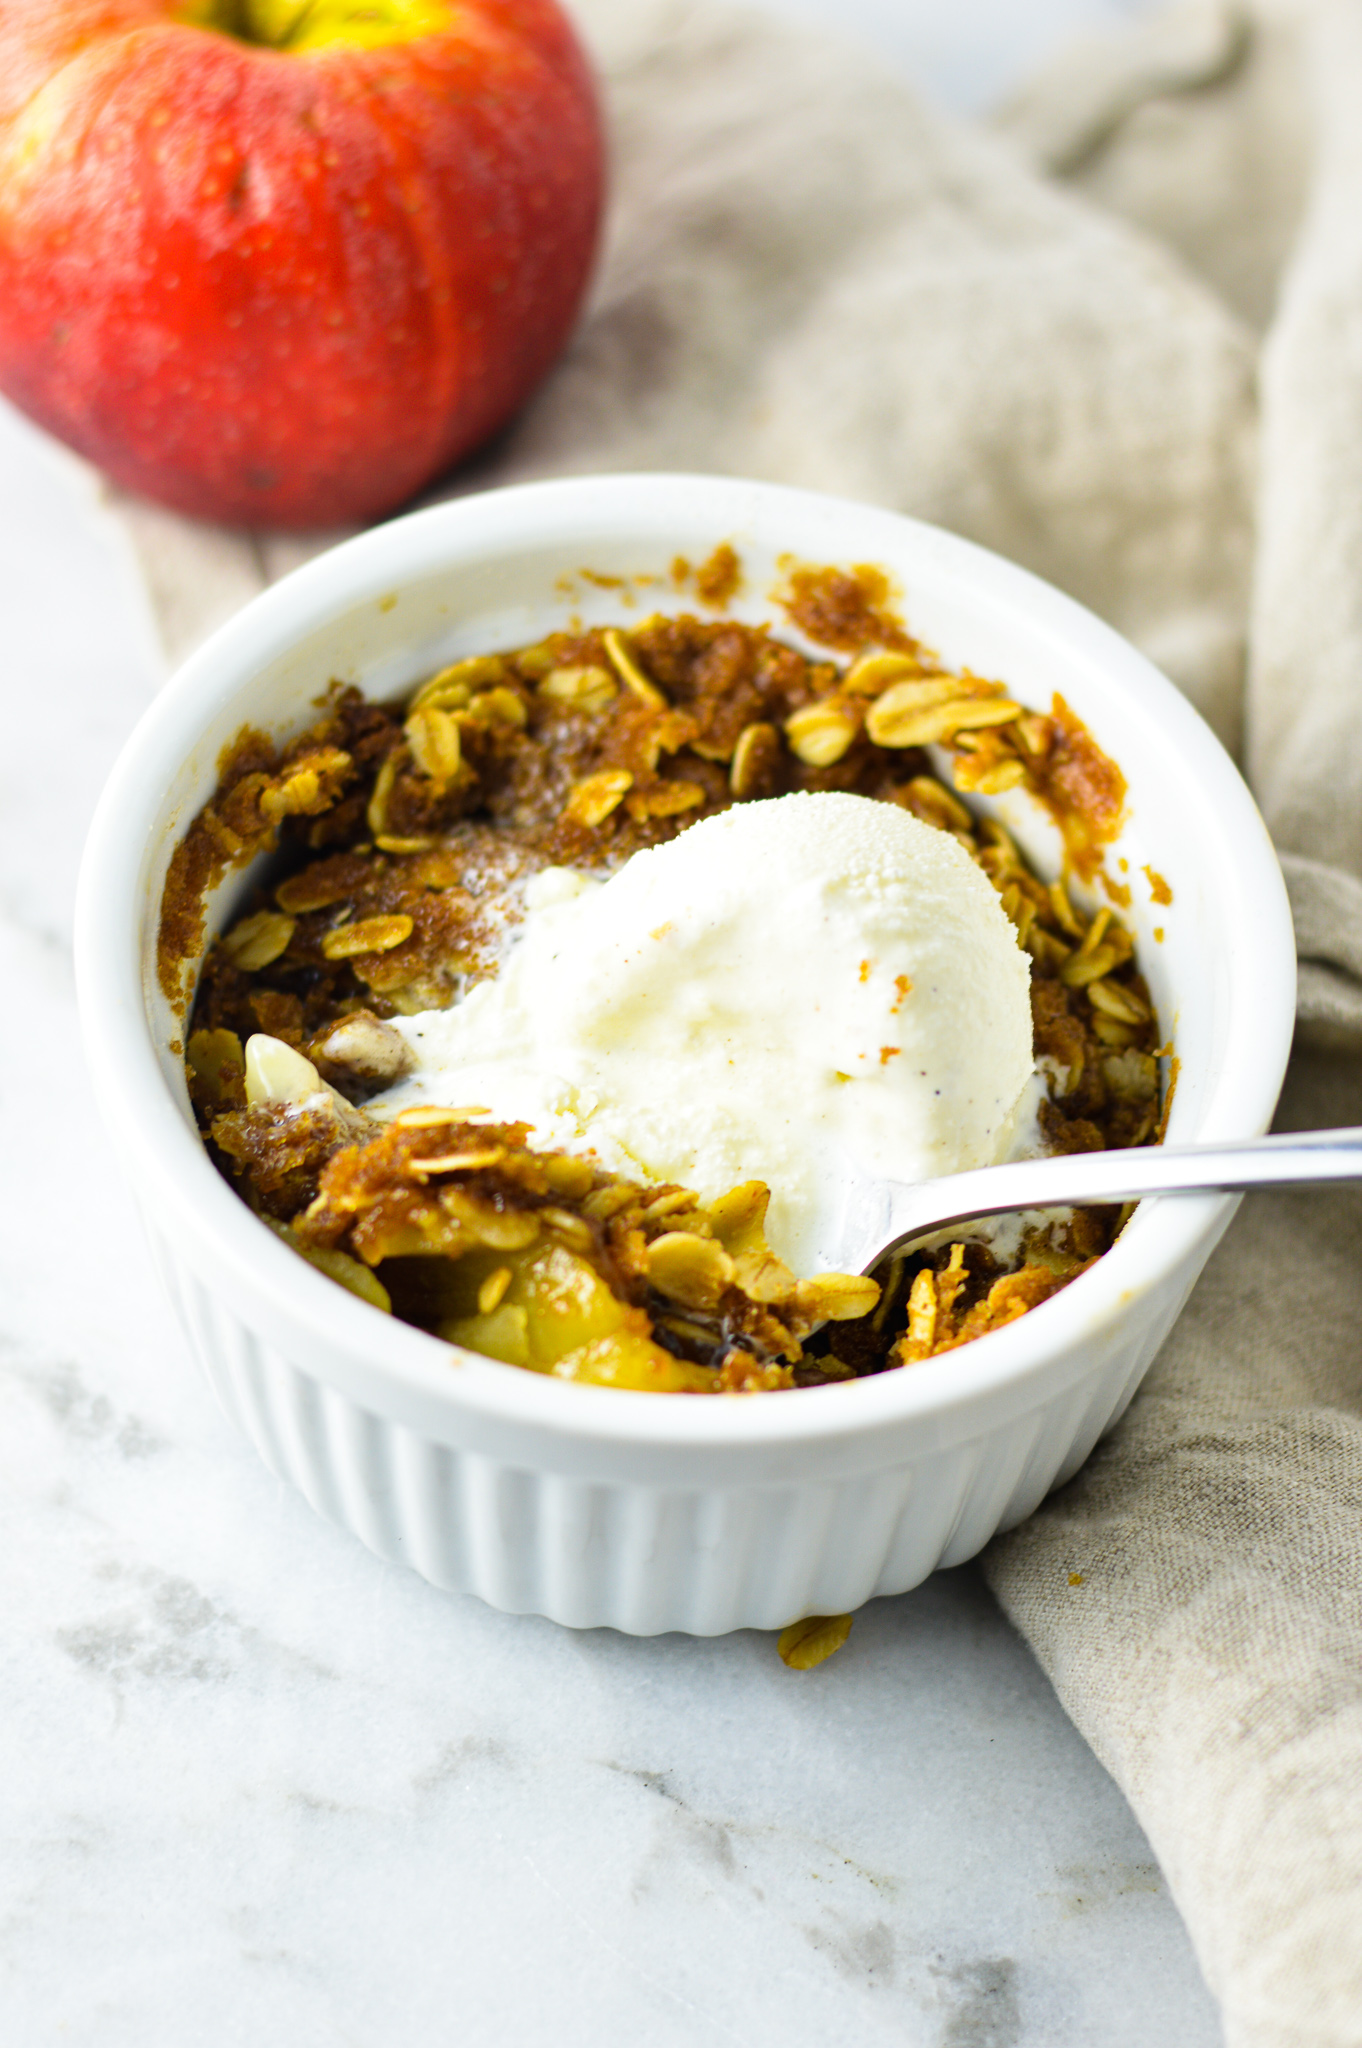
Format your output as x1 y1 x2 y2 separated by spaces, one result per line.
165 566 1163 1392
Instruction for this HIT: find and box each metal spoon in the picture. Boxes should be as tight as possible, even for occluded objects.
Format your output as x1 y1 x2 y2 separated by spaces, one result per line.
818 1126 1362 1277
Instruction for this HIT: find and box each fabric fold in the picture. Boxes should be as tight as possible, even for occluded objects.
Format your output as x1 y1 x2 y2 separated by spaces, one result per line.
62 1 1362 2036
1248 2 1362 886
996 0 1312 333
984 1049 1362 2048
1283 855 1362 1047
112 0 1258 745
993 0 1252 179
1000 0 1362 1039
983 10 1362 2043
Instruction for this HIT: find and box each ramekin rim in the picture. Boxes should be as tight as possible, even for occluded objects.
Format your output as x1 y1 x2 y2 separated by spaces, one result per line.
75 472 1297 1450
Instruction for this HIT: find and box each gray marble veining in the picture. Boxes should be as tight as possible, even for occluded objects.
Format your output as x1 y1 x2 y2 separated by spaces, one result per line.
0 380 1219 2048
0 9 1214 2022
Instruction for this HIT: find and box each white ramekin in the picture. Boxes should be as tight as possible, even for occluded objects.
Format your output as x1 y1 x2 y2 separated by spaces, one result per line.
75 475 1296 1634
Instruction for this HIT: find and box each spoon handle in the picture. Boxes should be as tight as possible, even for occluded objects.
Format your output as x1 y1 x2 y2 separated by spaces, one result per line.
869 1125 1362 1267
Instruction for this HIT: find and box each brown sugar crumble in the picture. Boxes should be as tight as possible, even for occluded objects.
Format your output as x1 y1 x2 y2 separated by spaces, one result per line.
1027 695 1128 880
164 558 1163 1394
779 562 919 655
694 542 742 608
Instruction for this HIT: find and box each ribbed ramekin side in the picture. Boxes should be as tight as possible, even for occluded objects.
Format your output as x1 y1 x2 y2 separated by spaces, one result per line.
1038 1330 1161 1503
939 1292 1172 1557
318 1391 402 1562
937 1406 1052 1569
151 1229 919 1629
729 1481 844 1632
871 1446 973 1596
1044 1248 1208 1496
148 1231 1178 1634
1045 1363 1138 1500
386 1423 464 1588
660 1477 911 1637
165 1247 291 1482
795 1470 917 1621
530 1471 603 1628
996 1380 1098 1531
603 1484 692 1635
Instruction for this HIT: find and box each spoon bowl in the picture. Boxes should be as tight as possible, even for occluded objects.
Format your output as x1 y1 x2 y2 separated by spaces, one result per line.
820 1127 1362 1278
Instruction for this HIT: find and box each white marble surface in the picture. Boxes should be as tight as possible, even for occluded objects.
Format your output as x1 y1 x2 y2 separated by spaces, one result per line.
1 5 1224 2041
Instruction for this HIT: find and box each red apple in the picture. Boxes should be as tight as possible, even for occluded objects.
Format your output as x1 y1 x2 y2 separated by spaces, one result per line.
0 0 603 526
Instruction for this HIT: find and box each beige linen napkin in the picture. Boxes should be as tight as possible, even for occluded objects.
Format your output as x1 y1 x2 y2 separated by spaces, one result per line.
119 0 1259 740
92 2 1362 2039
986 8 1362 2043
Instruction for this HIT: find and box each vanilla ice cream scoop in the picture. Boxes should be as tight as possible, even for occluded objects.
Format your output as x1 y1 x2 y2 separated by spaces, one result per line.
373 791 1034 1273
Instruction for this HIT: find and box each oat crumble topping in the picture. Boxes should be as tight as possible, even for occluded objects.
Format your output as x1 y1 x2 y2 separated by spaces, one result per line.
163 560 1160 1393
